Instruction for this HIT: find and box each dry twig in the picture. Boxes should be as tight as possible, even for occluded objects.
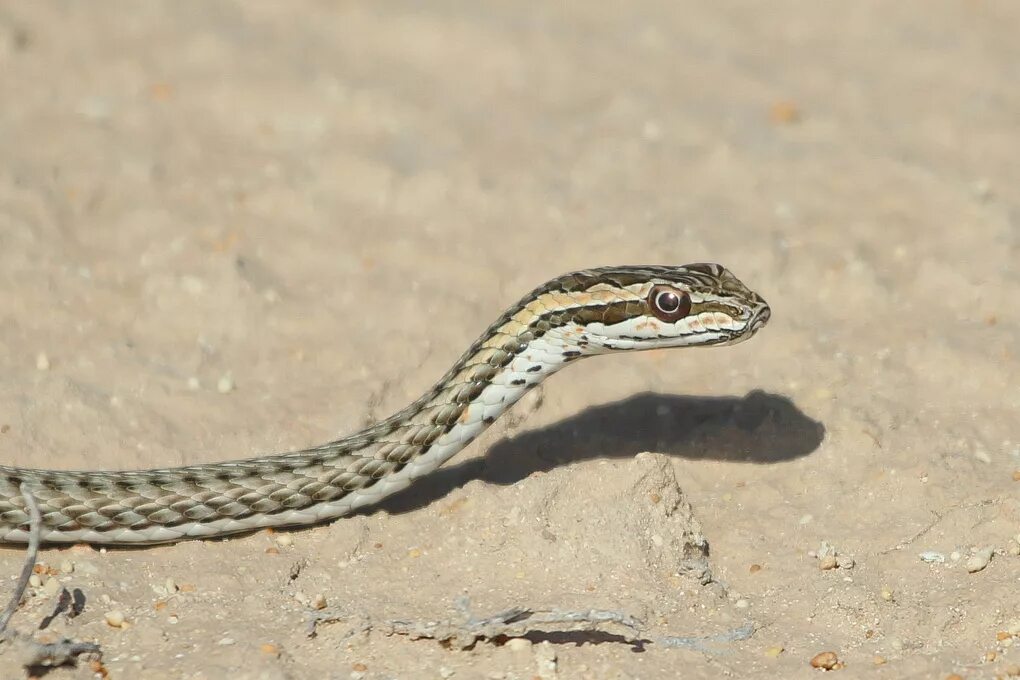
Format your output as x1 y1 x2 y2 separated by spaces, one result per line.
0 484 101 672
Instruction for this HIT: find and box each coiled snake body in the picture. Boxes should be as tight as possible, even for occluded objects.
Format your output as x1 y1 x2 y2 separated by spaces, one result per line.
0 264 769 545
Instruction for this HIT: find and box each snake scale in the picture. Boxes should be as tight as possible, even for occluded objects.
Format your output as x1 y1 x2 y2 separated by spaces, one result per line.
0 264 769 545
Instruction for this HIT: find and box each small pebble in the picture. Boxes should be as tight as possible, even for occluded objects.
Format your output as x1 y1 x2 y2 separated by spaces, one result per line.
1012 470 1020 482
819 555 838 571
506 638 532 652
1007 620 1020 635
880 586 894 602
276 534 293 548
352 663 367 672
312 594 327 610
218 637 235 646
809 651 840 670
985 651 997 662
749 564 762 574
966 547 993 573
1008 542 1020 557
217 374 235 393
187 377 201 390
439 667 455 679
59 560 75 574
1004 664 1020 676
29 574 42 588
36 352 50 371
105 610 126 628
919 551 946 563
873 656 886 665
260 643 280 656
165 577 178 594
42 577 61 597
950 551 962 561
764 645 784 658
734 598 750 609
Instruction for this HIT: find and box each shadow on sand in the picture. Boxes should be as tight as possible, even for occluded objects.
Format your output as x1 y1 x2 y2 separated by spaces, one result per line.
369 389 824 516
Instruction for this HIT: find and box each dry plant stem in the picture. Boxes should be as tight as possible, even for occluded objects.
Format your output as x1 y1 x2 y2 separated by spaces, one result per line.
0 484 41 635
308 597 755 652
0 485 101 670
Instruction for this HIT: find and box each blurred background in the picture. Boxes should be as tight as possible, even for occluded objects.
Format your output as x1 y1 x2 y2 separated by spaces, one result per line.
1 2 1018 678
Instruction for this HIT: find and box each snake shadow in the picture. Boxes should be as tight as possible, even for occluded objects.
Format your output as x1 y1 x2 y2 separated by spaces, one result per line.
368 389 824 517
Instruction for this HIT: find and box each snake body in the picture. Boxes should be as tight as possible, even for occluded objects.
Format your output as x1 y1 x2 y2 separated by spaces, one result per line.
0 264 769 545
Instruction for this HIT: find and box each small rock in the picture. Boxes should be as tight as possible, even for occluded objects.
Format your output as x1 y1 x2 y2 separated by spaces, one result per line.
217 637 235 646
36 353 50 371
506 638 532 652
764 645 784 658
880 586 894 602
276 533 293 548
819 555 838 571
312 594 327 610
809 651 840 670
165 577 178 594
217 374 235 393
28 574 42 588
873 656 887 665
734 598 750 609
105 610 126 628
59 560 75 574
919 551 946 563
966 547 993 573
42 577 61 597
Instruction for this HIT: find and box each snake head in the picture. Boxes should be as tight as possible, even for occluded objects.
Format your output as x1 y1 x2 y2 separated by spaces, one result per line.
546 263 770 353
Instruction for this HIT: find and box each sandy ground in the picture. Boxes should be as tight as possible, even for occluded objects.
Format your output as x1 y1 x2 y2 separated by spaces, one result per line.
1 1 1019 678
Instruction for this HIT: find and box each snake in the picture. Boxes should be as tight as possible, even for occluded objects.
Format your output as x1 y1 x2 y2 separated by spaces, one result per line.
0 264 769 545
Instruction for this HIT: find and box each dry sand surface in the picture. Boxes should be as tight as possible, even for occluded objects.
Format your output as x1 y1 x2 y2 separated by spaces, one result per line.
1 2 1019 679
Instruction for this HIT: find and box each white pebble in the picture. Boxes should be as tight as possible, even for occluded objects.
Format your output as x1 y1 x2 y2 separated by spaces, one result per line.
42 577 61 597
217 374 235 393
165 577 178 594
35 353 50 371
918 551 945 563
734 598 750 609
275 533 293 547
105 610 126 628
949 551 962 561
506 637 532 652
965 547 993 573
217 637 235 646
29 574 42 588
59 560 75 574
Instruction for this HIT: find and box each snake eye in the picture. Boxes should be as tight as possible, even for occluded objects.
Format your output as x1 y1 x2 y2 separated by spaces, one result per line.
648 285 692 322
